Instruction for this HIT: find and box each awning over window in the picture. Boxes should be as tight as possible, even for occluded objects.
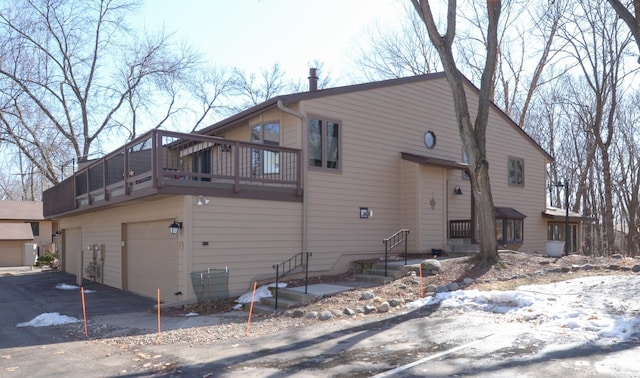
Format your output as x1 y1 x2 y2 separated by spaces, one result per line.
0 223 34 241
495 207 527 219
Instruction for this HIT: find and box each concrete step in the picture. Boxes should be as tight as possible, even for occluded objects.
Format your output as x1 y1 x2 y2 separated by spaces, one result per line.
250 303 282 315
352 273 395 284
273 288 317 303
259 296 299 310
362 268 404 279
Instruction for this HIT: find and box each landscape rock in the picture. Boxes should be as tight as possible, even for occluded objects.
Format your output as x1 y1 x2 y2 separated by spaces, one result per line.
343 308 357 316
364 305 377 314
421 259 443 275
611 254 624 259
377 302 390 313
291 309 305 318
463 278 475 285
305 311 318 319
632 265 640 273
388 298 404 307
360 291 375 300
446 282 459 291
424 284 437 293
318 311 333 321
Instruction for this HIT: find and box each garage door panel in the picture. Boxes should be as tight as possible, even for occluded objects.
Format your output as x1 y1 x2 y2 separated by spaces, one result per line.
64 228 82 276
126 220 177 302
0 241 24 266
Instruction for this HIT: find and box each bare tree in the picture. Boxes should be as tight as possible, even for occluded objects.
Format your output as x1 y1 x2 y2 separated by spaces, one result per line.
0 0 200 187
607 0 640 63
230 62 334 113
558 0 633 255
231 63 288 111
354 5 441 80
411 0 501 265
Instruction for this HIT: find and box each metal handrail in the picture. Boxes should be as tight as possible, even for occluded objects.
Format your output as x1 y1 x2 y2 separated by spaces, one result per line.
382 229 410 277
272 251 312 310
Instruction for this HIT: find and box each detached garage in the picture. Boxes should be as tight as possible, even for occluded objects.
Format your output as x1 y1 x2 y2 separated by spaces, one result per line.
0 223 34 266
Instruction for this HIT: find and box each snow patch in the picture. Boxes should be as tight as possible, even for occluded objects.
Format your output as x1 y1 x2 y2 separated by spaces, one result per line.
17 312 81 327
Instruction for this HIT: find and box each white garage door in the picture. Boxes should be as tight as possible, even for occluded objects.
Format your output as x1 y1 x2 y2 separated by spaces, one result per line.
0 241 24 266
126 220 177 302
64 228 82 277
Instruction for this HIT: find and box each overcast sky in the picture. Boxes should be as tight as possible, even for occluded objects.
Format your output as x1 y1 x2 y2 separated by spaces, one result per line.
138 0 406 82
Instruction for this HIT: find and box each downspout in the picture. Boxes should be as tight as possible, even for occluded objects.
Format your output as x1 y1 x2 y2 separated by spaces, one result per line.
277 100 308 254
277 100 304 118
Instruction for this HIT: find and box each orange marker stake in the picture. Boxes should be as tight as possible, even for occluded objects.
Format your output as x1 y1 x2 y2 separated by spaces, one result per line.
246 282 258 336
81 287 88 337
157 288 161 343
419 265 424 298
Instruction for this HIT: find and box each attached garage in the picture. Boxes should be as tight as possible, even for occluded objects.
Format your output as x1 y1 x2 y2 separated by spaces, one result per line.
63 227 82 280
125 220 178 302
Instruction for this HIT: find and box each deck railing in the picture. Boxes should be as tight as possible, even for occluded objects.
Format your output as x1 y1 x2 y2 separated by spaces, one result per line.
449 220 472 239
43 129 302 217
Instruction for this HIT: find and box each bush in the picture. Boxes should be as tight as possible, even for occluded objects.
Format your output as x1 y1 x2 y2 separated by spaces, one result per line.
36 252 59 266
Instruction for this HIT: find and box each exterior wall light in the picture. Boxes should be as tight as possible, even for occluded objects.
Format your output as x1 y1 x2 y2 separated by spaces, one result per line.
168 221 183 235
454 186 463 195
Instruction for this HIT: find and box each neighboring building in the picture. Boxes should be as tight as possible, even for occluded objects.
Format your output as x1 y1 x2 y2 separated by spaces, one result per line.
43 71 556 302
0 201 58 266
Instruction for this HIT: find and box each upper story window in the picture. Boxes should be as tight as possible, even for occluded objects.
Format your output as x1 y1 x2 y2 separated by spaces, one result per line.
251 122 280 146
309 118 340 170
251 122 280 175
508 157 524 186
29 222 39 237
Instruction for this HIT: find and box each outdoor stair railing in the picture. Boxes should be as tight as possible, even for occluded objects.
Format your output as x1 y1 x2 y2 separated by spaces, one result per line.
272 251 312 310
383 229 410 277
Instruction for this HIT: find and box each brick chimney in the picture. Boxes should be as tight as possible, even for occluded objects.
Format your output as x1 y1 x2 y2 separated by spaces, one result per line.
308 68 318 91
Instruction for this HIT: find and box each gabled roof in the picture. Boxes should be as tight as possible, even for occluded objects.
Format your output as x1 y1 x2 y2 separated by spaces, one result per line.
0 201 44 221
198 71 552 161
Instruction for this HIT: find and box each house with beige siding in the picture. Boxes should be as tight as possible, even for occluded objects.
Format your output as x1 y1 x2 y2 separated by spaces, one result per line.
0 201 59 266
43 71 561 303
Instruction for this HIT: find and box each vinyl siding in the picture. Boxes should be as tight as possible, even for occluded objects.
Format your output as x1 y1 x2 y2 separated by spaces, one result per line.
58 197 184 293
301 76 548 260
191 197 302 296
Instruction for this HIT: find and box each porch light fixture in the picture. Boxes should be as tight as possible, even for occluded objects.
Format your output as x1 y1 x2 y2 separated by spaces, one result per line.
168 221 183 235
454 186 463 195
555 180 570 256
196 195 210 206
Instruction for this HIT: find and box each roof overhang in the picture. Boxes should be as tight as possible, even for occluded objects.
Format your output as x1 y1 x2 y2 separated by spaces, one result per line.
401 152 469 171
542 207 594 222
495 207 527 219
0 223 34 240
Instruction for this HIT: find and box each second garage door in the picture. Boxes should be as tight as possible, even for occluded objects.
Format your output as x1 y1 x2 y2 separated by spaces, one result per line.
126 220 178 302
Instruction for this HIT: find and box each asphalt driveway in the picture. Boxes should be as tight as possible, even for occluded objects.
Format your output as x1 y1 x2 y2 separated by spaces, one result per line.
0 268 156 349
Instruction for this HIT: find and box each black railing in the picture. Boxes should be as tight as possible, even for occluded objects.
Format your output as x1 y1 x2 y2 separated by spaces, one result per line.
272 252 312 310
383 229 410 277
449 220 472 239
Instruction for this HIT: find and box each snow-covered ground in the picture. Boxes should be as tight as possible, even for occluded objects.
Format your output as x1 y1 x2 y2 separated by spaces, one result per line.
409 274 640 345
